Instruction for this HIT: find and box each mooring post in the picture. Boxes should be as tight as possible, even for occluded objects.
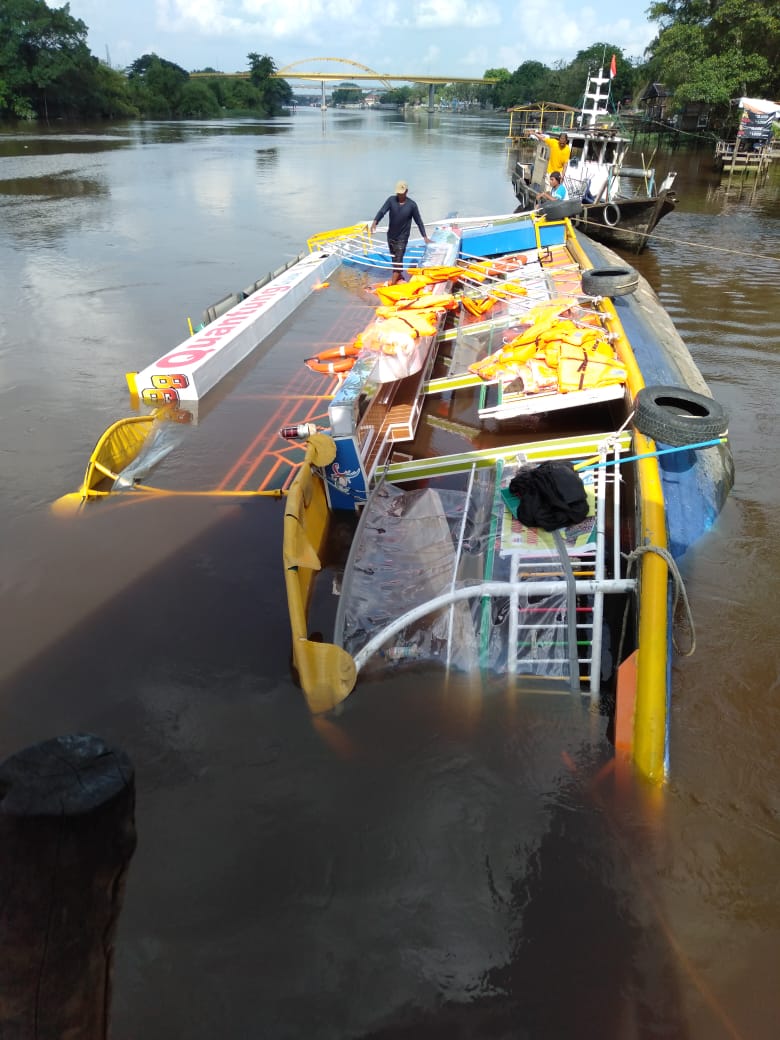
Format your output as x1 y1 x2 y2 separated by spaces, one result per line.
0 734 136 1040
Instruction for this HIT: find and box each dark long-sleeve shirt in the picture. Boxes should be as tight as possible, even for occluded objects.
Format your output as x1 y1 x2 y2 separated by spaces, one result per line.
373 195 427 242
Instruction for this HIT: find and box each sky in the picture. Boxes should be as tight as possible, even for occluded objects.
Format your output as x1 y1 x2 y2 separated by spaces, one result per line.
58 0 659 80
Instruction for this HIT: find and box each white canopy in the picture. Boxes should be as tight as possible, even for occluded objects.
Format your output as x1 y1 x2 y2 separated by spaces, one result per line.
739 97 780 117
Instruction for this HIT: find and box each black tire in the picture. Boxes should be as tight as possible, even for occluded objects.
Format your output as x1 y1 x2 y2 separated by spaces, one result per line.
540 198 583 220
581 265 639 297
633 385 729 447
603 202 621 226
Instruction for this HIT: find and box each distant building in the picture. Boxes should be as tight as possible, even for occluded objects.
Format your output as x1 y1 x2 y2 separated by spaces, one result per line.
678 101 712 132
639 83 672 123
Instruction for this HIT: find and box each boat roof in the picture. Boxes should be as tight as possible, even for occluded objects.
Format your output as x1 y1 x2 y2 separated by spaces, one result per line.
507 100 579 115
507 102 628 143
507 101 578 134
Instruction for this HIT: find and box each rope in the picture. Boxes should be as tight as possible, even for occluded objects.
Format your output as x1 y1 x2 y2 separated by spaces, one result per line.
621 544 696 658
635 229 780 264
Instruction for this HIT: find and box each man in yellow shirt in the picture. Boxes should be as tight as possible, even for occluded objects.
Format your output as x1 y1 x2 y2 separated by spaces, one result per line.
529 130 571 188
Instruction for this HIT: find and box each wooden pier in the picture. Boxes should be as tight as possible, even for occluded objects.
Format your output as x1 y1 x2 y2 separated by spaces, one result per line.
714 140 773 175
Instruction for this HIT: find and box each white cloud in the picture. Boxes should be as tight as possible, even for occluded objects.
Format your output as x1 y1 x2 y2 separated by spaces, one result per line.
412 1 502 30
70 0 659 77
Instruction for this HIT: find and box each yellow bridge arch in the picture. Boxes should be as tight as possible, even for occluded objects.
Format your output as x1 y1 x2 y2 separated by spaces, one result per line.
274 57 497 111
276 57 394 91
192 57 497 111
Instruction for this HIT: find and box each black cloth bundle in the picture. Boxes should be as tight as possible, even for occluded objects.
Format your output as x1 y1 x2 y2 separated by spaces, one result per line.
508 461 589 531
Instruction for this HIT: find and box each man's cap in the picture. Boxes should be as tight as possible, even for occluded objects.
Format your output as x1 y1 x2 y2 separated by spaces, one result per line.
395 180 408 193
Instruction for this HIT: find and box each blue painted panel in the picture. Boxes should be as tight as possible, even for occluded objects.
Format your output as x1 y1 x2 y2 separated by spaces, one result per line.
324 436 368 512
461 221 566 257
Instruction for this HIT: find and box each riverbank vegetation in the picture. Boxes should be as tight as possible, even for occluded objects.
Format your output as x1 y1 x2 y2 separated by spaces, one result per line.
0 0 777 126
0 0 291 120
485 2 779 123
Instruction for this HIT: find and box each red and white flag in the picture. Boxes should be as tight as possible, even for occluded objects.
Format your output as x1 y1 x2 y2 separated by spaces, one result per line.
609 54 617 80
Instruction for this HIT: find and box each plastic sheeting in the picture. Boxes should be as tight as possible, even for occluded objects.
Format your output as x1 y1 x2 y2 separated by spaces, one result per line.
111 419 190 490
334 472 577 680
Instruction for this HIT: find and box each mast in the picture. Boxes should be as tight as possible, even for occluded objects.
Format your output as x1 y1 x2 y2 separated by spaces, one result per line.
580 67 611 127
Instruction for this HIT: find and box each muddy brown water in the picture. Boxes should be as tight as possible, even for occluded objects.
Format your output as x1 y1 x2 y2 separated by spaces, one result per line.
0 111 778 1038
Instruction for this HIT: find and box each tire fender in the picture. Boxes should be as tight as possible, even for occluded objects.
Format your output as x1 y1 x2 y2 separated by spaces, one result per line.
633 385 729 447
540 198 583 221
581 265 639 297
603 202 621 227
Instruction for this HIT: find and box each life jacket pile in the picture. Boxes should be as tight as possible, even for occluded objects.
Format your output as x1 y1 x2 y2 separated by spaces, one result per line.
468 296 626 394
356 267 476 368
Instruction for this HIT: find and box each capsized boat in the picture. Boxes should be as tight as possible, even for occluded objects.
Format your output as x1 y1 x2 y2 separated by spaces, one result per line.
52 223 372 511
507 67 678 253
282 208 732 783
54 205 731 783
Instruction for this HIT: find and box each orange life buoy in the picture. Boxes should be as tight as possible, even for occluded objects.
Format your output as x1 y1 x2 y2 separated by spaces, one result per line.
314 343 360 361
305 354 356 375
304 342 360 374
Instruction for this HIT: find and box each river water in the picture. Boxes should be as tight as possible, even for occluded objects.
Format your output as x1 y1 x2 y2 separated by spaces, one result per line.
0 110 778 1038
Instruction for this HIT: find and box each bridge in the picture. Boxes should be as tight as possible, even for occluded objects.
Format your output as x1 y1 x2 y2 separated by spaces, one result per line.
194 57 498 112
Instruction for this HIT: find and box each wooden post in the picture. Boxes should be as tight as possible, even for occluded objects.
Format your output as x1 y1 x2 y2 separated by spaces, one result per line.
0 734 136 1040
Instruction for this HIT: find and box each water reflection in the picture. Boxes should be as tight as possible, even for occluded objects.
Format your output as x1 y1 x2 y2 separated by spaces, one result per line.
254 147 279 169
0 174 107 198
0 136 128 157
126 119 294 146
0 114 778 1039
357 743 692 1038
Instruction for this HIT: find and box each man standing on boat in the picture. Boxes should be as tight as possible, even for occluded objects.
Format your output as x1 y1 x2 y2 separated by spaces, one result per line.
371 181 430 285
528 129 571 188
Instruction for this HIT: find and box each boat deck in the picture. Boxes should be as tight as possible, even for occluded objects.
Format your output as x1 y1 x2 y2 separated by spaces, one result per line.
144 267 381 497
425 241 625 421
337 429 635 695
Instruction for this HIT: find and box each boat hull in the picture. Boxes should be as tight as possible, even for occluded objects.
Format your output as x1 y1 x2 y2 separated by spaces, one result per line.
571 190 678 253
511 167 677 253
576 233 734 554
60 207 731 785
282 211 732 782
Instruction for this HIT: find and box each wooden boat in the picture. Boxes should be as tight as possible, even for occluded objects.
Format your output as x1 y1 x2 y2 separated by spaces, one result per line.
508 69 678 253
510 128 677 254
282 209 732 783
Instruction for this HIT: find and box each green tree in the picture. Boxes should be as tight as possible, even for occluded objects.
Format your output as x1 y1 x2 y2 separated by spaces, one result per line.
499 61 555 108
378 86 413 106
178 80 221 118
479 67 510 107
223 77 264 111
0 0 94 119
126 53 189 117
247 53 293 114
555 45 633 109
83 61 136 118
332 82 363 106
647 0 780 107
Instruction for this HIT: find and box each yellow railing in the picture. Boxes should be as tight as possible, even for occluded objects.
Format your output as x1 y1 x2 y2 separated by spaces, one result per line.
307 221 372 254
283 434 357 713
